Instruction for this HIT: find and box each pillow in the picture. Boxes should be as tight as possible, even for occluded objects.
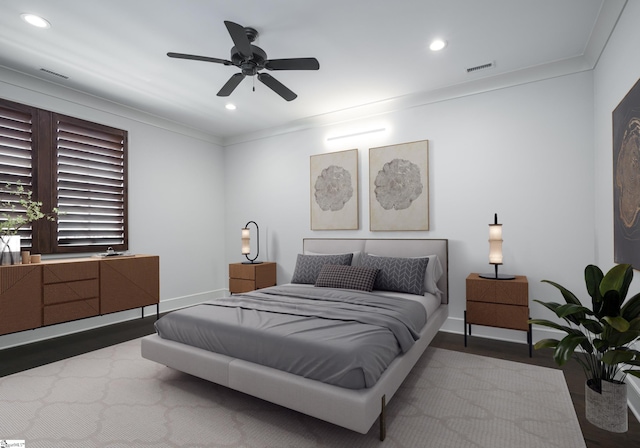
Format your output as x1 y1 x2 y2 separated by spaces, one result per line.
424 255 444 295
367 253 443 295
291 253 353 284
315 265 379 292
305 250 362 266
359 253 428 295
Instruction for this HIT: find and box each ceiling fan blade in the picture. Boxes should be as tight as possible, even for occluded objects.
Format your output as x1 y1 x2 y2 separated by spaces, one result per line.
224 21 253 60
167 52 231 65
264 58 320 71
257 73 297 101
217 73 246 96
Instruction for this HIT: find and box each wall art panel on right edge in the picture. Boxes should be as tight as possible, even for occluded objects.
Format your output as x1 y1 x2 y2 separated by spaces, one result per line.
613 77 640 269
369 140 429 231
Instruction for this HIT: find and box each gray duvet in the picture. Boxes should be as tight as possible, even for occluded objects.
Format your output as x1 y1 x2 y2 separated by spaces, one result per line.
154 284 427 389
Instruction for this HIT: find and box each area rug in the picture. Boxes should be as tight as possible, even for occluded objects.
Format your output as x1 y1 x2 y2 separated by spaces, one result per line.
0 339 585 448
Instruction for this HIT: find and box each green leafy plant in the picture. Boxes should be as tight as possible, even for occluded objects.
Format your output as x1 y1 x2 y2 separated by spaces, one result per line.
0 183 59 236
530 264 640 391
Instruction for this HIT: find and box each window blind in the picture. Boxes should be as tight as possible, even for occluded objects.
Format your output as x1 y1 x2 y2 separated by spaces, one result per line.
0 98 128 254
55 115 127 249
0 102 35 247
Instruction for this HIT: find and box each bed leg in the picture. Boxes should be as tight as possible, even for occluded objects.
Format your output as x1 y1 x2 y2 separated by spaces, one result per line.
379 394 386 441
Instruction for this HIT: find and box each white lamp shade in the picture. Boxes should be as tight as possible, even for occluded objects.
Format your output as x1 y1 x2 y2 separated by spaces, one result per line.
489 240 503 264
241 228 250 255
488 223 503 264
488 224 502 240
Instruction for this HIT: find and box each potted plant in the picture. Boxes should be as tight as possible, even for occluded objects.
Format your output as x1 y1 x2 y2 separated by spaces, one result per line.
530 264 640 433
0 183 59 264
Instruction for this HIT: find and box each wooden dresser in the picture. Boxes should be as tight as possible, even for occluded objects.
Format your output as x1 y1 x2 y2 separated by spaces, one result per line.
229 262 276 294
464 273 532 356
0 254 159 336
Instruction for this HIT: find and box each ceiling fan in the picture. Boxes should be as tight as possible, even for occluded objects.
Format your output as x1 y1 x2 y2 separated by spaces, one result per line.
168 21 320 101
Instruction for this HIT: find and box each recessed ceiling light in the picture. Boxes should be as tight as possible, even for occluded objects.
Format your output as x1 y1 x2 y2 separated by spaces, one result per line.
429 39 447 51
21 13 51 28
225 103 237 110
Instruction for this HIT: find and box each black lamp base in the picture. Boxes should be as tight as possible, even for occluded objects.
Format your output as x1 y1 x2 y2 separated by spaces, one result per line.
479 264 515 280
479 273 515 280
242 261 263 264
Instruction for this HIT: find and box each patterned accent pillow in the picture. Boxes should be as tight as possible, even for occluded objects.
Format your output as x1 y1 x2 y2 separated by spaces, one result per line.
291 253 353 284
315 265 380 292
367 253 443 296
360 253 429 295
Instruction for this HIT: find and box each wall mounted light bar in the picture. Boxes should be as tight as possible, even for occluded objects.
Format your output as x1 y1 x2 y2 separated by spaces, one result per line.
326 127 386 141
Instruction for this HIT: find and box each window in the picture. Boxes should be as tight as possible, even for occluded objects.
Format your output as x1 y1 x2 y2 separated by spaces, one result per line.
0 98 128 254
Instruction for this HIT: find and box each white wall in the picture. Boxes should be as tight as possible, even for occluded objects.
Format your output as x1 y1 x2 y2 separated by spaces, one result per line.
0 68 228 349
225 71 596 343
593 0 640 422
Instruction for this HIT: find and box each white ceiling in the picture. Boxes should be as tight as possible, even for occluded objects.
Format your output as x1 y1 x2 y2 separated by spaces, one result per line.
0 0 626 144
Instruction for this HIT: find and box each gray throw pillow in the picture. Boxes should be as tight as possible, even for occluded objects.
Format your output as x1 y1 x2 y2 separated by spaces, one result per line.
291 253 353 284
315 265 379 292
360 253 428 295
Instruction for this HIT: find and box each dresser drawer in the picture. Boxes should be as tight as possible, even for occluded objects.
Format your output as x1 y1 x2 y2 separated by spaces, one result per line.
0 265 42 335
43 261 99 284
43 279 99 305
466 301 529 331
44 298 100 325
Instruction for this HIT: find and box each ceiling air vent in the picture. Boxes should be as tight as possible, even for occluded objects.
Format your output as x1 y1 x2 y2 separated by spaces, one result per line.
466 62 495 73
39 68 69 79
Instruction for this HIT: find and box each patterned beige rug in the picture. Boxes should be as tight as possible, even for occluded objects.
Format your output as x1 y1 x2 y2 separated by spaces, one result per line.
0 338 585 447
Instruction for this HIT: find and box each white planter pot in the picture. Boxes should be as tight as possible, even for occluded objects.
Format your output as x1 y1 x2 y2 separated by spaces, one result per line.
585 379 628 433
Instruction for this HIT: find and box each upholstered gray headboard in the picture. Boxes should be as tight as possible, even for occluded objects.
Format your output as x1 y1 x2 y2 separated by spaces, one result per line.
303 238 449 304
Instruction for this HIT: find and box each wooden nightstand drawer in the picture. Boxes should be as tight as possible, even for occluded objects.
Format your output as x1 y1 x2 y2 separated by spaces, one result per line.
229 278 258 294
465 272 531 356
466 301 530 331
229 262 276 293
466 273 528 305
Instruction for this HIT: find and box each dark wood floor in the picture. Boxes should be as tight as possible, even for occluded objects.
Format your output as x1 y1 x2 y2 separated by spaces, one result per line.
2 321 639 447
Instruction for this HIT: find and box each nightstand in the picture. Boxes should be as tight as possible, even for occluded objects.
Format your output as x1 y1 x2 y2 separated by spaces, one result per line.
464 273 532 356
229 262 277 294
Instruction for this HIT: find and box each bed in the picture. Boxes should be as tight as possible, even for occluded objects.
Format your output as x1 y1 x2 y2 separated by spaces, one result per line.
141 238 448 440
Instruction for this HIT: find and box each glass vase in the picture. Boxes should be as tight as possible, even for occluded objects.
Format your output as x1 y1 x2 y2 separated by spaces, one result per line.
0 235 21 265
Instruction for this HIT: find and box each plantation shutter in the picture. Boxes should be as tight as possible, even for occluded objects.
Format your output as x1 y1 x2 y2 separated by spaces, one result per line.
54 114 127 251
0 101 35 247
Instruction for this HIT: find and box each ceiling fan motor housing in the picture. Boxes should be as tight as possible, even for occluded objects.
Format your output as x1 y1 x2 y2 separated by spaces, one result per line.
232 45 267 76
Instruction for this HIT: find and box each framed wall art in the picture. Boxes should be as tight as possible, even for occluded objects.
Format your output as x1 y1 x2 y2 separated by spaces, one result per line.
310 148 359 230
369 140 429 231
613 77 640 269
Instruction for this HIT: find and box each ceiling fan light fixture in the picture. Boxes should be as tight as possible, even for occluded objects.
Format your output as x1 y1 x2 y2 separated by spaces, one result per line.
225 103 237 110
429 39 447 51
21 13 51 28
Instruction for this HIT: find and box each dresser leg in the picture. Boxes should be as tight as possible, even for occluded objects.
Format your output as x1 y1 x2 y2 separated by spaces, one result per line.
528 320 533 357
464 310 468 347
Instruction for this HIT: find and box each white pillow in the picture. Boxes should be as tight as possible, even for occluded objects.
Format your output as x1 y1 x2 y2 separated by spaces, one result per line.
366 253 443 296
